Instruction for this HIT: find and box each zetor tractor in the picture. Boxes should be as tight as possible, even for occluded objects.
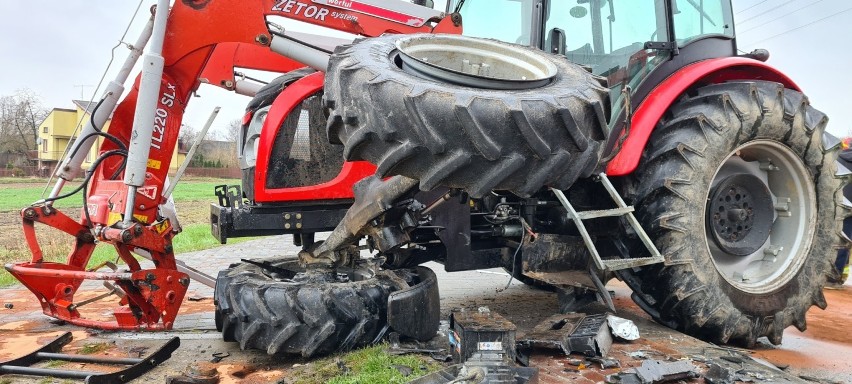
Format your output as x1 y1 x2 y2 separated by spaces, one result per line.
9 0 844 360
214 0 847 356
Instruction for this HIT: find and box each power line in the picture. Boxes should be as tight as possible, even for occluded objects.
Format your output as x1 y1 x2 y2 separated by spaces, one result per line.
743 5 852 46
740 0 826 34
736 0 769 15
738 0 799 24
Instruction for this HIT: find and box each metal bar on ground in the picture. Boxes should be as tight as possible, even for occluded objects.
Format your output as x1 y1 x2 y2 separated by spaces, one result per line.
35 353 143 365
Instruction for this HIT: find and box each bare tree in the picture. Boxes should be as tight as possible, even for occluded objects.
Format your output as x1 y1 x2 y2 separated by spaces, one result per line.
0 89 48 156
225 118 241 143
178 123 199 152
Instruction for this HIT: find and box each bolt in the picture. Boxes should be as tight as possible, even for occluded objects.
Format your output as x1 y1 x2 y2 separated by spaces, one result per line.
23 208 37 219
256 34 271 45
296 213 302 220
166 290 176 302
296 223 302 229
179 277 190 287
284 213 291 220
222 80 235 89
285 223 291 229
135 226 143 236
121 230 133 243
166 275 174 283
80 232 95 243
146 272 156 281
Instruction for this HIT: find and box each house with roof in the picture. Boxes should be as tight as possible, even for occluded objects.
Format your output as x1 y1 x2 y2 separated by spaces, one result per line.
37 100 186 173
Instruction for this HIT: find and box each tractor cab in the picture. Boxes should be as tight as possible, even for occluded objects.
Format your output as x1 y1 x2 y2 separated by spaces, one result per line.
449 0 737 128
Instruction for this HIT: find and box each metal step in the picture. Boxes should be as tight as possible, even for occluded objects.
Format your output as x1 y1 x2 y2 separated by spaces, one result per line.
551 173 663 272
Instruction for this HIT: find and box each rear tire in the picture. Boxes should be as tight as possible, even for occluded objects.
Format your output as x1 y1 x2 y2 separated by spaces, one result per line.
324 34 610 197
214 257 425 357
621 81 845 346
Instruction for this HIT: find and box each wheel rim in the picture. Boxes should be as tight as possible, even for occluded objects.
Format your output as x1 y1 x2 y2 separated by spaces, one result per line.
394 34 557 90
705 140 816 294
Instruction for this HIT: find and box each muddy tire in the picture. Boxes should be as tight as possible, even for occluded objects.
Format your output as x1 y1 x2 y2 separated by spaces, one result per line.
324 34 610 197
214 257 423 357
620 81 847 346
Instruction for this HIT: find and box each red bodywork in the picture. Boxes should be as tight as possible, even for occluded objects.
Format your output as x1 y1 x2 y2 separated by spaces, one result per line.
8 0 461 330
606 57 800 176
252 71 377 202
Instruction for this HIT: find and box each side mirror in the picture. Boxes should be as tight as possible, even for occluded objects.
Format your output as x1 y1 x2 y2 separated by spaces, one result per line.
549 28 567 55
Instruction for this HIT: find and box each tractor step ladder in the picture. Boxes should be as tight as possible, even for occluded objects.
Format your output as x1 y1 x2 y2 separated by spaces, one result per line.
551 173 663 271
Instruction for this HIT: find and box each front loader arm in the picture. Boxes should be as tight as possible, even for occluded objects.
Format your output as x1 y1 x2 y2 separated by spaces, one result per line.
8 0 462 331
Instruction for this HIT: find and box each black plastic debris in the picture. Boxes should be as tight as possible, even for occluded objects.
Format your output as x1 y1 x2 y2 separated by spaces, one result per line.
518 313 612 357
609 360 698 383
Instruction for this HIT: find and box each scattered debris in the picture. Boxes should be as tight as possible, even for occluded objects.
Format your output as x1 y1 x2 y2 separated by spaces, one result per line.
609 359 698 383
408 363 538 384
387 333 445 356
588 356 620 369
565 358 586 366
417 308 539 384
519 313 612 357
394 364 414 376
704 363 734 384
628 351 648 359
3 303 12 309
187 294 208 302
720 355 746 364
336 360 350 375
210 352 230 363
607 315 640 341
167 364 220 384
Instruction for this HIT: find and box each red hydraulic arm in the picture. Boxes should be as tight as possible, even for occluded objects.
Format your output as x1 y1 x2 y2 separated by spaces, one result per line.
8 0 462 330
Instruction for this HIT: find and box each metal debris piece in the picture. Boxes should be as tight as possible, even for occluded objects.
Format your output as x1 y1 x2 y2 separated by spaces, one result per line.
588 356 621 369
615 359 698 383
607 315 640 341
210 352 229 363
704 363 734 384
407 362 539 384
519 313 612 357
3 303 12 309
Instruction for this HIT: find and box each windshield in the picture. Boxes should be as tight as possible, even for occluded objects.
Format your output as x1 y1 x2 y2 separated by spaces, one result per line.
449 0 735 120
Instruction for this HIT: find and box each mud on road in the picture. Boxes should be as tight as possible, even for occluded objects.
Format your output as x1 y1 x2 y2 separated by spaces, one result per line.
1 238 850 383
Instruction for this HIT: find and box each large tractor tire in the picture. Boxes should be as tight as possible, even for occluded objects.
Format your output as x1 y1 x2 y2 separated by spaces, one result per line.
621 81 846 346
214 257 431 357
324 34 610 198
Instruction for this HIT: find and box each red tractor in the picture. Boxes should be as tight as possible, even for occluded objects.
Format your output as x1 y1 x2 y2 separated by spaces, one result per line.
10 0 845 358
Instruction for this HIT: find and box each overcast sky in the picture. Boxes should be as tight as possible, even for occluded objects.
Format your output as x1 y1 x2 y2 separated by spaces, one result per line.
0 0 850 139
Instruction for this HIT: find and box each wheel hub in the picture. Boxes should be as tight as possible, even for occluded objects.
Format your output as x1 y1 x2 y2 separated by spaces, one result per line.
707 173 774 256
394 34 557 90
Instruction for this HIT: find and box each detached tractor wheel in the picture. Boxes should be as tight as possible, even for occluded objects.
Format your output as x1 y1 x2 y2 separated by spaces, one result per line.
214 257 432 357
324 34 610 197
622 81 845 346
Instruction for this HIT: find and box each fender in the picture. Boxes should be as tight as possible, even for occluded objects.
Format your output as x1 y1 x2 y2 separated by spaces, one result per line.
253 71 376 202
605 56 800 176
